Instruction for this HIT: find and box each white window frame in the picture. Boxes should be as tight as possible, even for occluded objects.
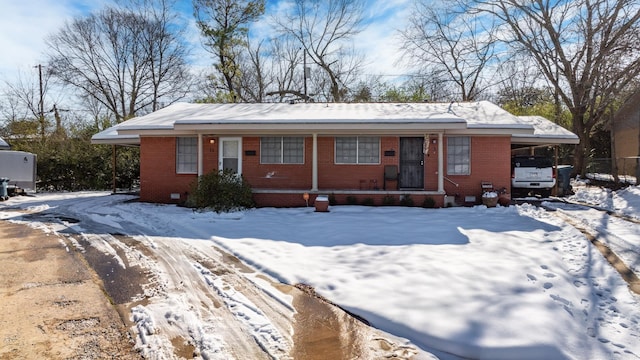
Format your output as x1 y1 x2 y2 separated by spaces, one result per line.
446 136 471 175
260 136 305 164
176 137 197 174
335 136 380 164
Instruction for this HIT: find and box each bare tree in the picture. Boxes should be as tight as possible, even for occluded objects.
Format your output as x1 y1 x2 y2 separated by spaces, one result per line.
471 0 640 174
265 36 308 102
495 56 545 107
1 86 41 140
378 73 454 103
81 94 114 130
493 55 567 123
194 0 265 102
400 1 498 101
124 0 193 111
2 68 57 139
273 0 367 102
46 3 191 122
238 38 270 102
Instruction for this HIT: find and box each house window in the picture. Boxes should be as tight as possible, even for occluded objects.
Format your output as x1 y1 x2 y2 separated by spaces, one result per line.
260 137 304 164
176 137 197 174
335 136 380 164
447 136 470 175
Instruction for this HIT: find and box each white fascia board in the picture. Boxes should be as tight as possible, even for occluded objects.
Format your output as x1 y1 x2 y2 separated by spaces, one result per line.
466 123 534 131
117 125 174 132
90 136 140 145
173 119 467 132
444 127 533 136
118 129 200 136
512 134 580 145
173 114 464 124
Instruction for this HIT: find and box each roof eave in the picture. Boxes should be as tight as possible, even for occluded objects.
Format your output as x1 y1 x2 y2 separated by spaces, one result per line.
117 122 468 135
174 121 466 130
512 135 580 145
90 135 140 146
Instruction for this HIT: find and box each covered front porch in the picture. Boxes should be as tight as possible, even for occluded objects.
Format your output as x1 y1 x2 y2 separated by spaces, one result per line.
200 132 448 208
194 132 447 193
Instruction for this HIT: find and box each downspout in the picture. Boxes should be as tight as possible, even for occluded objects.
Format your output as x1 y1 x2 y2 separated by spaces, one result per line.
438 133 444 192
197 134 203 177
312 133 318 191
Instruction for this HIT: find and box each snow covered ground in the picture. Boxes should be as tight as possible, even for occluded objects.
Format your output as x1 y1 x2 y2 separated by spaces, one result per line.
549 179 640 280
0 184 639 360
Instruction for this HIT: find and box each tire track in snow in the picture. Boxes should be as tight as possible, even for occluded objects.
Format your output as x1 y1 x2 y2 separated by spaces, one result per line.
194 262 291 360
520 203 640 357
545 205 640 295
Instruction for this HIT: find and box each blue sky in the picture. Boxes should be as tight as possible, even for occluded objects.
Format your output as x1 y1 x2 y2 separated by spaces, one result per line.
0 0 412 85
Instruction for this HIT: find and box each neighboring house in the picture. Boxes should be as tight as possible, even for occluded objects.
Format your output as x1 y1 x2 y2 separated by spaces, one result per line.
91 101 579 207
612 91 640 179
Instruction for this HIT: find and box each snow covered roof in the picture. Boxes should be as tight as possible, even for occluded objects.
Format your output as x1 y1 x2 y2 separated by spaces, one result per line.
91 101 579 145
0 137 9 150
515 116 580 145
89 122 142 146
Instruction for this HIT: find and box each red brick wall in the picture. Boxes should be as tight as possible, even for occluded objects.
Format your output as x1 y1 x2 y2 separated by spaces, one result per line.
317 136 398 190
242 136 406 191
140 137 196 203
139 134 511 207
241 137 312 189
442 136 511 205
202 136 218 173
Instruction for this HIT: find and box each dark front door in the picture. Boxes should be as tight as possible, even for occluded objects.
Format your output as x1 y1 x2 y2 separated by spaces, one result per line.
399 137 424 189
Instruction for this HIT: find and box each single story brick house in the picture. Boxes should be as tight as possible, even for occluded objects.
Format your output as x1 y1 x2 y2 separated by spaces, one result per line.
91 101 579 207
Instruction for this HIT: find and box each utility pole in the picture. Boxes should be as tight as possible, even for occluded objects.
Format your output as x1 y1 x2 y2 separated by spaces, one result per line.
303 50 308 102
34 64 45 139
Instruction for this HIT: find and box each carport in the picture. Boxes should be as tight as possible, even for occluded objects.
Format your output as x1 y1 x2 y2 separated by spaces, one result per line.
511 115 580 195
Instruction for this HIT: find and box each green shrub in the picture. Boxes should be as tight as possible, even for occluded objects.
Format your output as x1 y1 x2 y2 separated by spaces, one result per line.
328 193 337 205
186 169 254 213
422 196 436 208
399 194 414 206
361 197 375 206
382 195 396 205
8 123 139 191
346 195 358 205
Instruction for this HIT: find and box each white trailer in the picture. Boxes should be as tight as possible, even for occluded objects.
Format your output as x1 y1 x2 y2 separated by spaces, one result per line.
0 138 9 150
0 150 37 193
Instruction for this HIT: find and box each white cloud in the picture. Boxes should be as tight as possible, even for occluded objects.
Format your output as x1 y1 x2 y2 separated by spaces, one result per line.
0 0 104 83
354 0 413 81
0 0 414 92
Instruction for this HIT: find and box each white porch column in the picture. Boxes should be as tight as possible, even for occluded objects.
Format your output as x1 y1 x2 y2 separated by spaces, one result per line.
312 133 318 191
438 132 444 192
197 133 203 176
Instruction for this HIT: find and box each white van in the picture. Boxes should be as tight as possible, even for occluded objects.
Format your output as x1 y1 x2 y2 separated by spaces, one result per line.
511 155 556 197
